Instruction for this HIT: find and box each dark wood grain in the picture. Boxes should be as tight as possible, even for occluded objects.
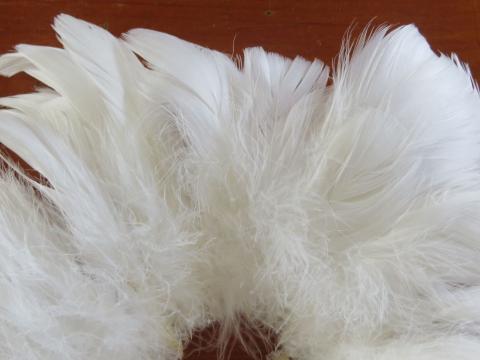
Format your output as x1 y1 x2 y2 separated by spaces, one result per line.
1 0 480 96
0 1 479 359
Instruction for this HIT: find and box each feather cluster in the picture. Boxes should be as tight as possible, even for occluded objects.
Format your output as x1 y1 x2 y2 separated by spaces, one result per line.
1 14 480 360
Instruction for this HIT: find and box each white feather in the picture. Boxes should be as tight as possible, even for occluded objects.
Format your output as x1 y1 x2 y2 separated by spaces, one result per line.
1 13 480 360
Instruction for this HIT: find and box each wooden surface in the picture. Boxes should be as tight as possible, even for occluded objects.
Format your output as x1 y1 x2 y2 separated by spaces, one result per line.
1 0 480 96
0 0 479 359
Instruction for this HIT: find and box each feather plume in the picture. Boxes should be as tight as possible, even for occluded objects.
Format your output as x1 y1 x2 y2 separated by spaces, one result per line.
1 13 480 360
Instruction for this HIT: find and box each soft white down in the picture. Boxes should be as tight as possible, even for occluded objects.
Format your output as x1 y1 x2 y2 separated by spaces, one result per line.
0 14 480 360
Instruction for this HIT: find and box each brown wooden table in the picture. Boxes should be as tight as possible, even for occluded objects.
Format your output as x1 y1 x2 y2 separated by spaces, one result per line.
0 1 479 359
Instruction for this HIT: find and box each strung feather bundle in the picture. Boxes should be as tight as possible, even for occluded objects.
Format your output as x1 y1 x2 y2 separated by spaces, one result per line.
1 13 480 360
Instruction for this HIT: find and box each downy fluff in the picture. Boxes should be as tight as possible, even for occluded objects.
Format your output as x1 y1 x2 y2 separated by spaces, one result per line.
0 14 480 360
